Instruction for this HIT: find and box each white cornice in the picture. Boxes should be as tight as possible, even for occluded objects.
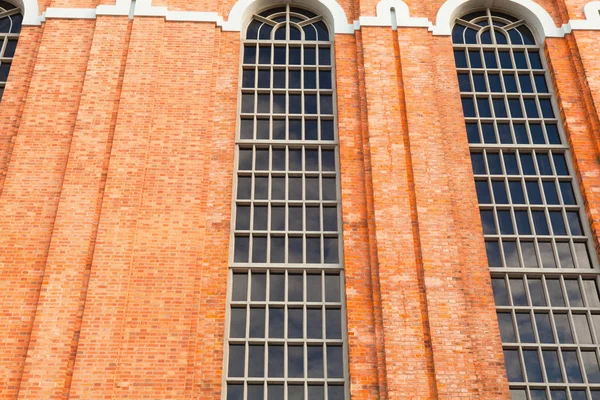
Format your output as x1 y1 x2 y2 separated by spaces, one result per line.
21 0 600 38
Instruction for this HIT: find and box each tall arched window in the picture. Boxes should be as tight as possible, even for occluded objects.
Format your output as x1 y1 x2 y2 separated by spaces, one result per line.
0 0 22 101
453 9 600 400
224 5 348 400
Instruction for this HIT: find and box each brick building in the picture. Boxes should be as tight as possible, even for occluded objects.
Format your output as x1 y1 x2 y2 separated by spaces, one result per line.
0 0 599 398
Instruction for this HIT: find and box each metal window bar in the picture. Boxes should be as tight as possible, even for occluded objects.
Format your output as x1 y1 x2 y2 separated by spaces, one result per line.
224 5 349 400
453 9 600 400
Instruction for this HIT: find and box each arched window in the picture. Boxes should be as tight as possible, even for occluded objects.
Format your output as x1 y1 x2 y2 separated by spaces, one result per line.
225 5 348 400
0 0 22 101
453 9 600 400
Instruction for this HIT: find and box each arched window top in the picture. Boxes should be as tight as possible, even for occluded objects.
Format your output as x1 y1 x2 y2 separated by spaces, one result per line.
0 0 22 34
452 9 535 46
246 5 330 42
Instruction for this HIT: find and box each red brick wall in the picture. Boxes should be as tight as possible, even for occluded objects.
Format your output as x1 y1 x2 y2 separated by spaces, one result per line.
0 2 598 399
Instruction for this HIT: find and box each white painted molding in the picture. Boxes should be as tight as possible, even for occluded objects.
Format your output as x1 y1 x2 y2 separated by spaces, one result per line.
223 0 354 34
432 0 569 38
18 0 600 35
359 0 431 28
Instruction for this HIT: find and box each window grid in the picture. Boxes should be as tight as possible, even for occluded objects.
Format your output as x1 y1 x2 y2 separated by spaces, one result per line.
453 9 600 400
225 6 348 400
0 1 22 101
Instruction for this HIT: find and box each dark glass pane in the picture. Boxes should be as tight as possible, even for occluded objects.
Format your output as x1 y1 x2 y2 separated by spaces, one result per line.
289 237 303 263
519 26 535 45
515 210 531 234
476 180 491 203
530 124 545 144
482 123 496 143
543 181 559 205
536 153 552 174
269 308 284 338
228 344 245 377
555 314 574 343
500 153 516 175
521 242 538 267
255 176 268 199
553 154 568 175
321 120 334 141
268 345 284 377
477 98 492 117
248 345 265 377
323 207 338 231
480 210 496 234
523 99 538 119
243 69 255 88
308 346 324 378
305 120 318 141
234 236 249 262
288 47 301 65
514 51 527 69
534 75 548 93
486 240 502 268
228 384 243 400
487 152 502 174
230 308 247 338
289 274 303 301
493 99 507 117
465 28 477 44
319 48 331 65
511 278 528 305
271 177 285 200
458 73 471 92
543 350 563 382
532 210 549 234
526 181 542 204
504 349 524 382
257 93 270 113
251 273 266 301
289 94 302 114
325 274 341 302
324 237 339 263
523 350 543 382
499 51 512 68
328 386 345 400
484 51 498 68
306 237 321 263
326 308 342 339
306 206 320 231
565 280 584 306
454 50 468 68
320 94 333 114
492 278 510 305
498 312 516 342
308 385 325 400
244 45 257 64
508 99 523 118
452 24 466 44
574 314 593 343
322 177 337 200
273 70 285 88
307 308 322 338
473 73 486 92
546 279 565 306
258 70 270 88
232 273 248 301
583 351 600 382
535 313 554 343
516 313 535 342
518 74 533 93
549 211 566 235
489 74 502 93
546 124 561 144
529 51 542 69
498 210 514 234
469 49 483 68
248 385 263 400
540 99 554 118
288 346 304 378
564 350 584 382
270 273 285 301
305 47 316 64
462 98 476 117
559 181 576 205
509 181 525 203
289 176 302 200
530 390 547 400
539 242 556 268
504 73 517 92
471 152 486 174
327 346 344 378
495 30 508 44
504 241 519 267
288 308 303 338
319 70 332 90
289 386 304 400
236 205 251 230
514 123 528 144
481 30 492 44
259 24 273 40
259 46 271 64
249 308 265 338
492 181 508 203
252 236 267 263
465 123 480 144
550 390 567 400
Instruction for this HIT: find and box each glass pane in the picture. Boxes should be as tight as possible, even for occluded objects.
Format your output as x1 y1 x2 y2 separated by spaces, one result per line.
504 349 524 382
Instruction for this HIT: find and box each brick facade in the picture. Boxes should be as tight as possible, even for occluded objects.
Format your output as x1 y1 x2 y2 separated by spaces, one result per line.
0 0 598 398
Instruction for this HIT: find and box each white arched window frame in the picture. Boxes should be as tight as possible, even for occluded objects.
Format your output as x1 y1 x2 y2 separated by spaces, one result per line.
0 0 22 101
223 5 349 400
453 9 600 400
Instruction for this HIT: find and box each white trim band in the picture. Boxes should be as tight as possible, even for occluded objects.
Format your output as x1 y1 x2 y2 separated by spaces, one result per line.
20 0 600 38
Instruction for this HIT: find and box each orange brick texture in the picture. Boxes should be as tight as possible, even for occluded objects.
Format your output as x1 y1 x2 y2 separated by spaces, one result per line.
0 0 599 399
